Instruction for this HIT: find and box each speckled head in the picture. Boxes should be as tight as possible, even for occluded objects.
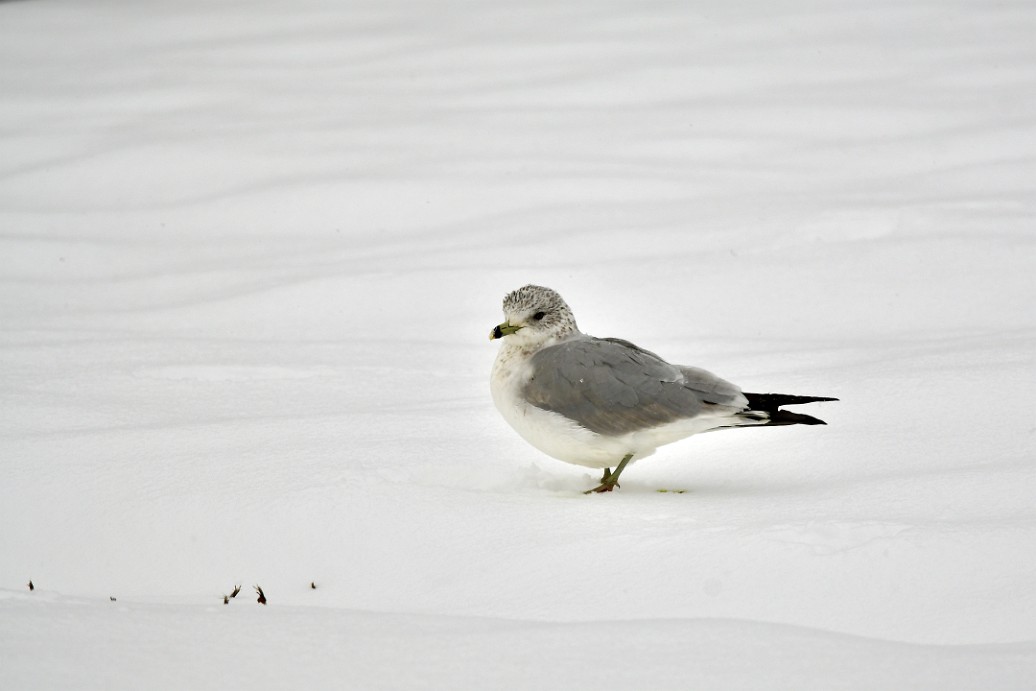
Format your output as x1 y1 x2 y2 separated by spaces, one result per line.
489 285 579 344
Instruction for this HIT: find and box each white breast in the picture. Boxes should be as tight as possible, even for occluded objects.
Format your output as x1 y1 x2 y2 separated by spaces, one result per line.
490 343 637 468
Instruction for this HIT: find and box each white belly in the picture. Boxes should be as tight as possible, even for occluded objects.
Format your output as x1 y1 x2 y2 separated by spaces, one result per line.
490 343 746 469
490 347 621 467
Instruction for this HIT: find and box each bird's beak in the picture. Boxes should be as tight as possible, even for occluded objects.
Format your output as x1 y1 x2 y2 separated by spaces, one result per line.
489 321 522 340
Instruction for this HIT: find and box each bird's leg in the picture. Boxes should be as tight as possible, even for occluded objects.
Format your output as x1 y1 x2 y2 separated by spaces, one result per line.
585 454 633 494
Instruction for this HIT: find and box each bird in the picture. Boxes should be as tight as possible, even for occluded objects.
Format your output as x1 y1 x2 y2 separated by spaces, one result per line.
489 285 837 493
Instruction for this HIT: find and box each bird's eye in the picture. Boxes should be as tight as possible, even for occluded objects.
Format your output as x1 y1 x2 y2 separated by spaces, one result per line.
532 311 546 321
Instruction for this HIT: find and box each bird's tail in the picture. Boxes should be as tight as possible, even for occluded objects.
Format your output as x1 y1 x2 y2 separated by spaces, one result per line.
741 392 838 426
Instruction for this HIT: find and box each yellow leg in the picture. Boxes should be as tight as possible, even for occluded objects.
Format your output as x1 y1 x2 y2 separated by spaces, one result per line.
585 454 633 494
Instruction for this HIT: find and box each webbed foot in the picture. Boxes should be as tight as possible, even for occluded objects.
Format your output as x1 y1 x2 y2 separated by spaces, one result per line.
583 454 633 495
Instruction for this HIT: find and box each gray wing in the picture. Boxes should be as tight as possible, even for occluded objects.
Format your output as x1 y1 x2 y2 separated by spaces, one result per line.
523 336 747 436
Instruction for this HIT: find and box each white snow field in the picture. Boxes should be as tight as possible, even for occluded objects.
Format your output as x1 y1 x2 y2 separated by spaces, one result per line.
2 0 1034 688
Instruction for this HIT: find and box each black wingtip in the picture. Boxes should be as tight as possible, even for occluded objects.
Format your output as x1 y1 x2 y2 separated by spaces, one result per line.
766 409 828 426
744 392 838 414
741 392 836 427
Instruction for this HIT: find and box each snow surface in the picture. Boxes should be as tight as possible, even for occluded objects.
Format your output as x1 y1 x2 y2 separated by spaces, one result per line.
1 0 1035 688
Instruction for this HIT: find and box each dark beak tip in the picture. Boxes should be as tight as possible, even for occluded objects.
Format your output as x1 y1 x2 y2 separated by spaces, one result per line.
491 325 503 340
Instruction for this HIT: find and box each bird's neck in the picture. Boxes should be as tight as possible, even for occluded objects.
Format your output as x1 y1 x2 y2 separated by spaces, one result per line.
500 330 578 359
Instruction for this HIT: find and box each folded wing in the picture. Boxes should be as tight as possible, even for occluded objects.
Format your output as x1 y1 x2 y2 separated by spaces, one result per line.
523 336 746 436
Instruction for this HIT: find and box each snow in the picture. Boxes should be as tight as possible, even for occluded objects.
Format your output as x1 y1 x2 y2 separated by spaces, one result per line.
1 0 1034 688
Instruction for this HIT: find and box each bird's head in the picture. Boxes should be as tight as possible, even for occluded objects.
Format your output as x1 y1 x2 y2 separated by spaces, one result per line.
489 285 579 347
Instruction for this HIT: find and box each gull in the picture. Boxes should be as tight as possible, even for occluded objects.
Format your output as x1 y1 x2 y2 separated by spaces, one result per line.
489 285 837 494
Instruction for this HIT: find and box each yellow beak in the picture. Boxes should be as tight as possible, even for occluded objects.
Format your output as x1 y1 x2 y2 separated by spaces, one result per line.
489 321 523 340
